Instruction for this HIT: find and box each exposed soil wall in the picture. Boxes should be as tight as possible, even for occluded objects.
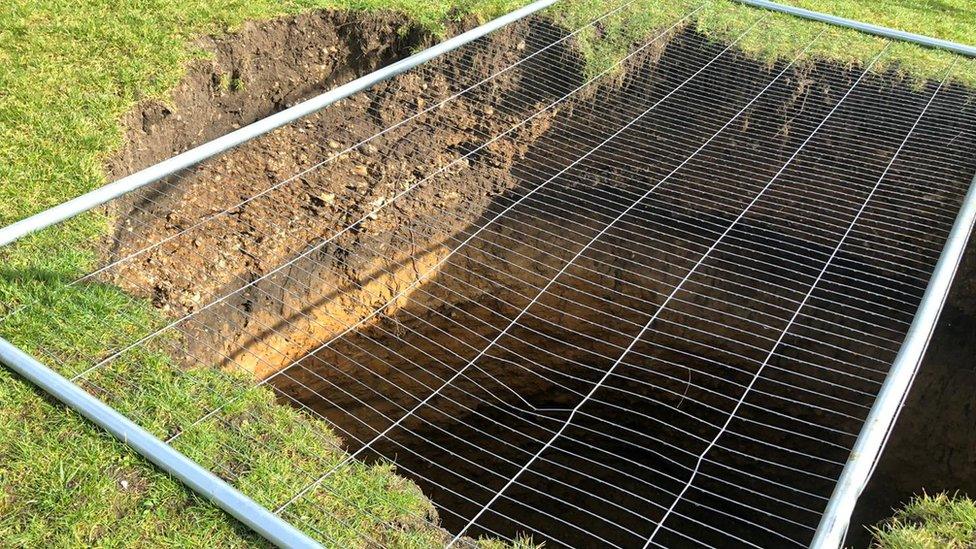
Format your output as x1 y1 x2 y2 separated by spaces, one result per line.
100 10 976 548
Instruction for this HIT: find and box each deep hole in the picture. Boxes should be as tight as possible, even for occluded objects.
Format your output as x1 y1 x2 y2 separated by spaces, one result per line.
102 12 976 548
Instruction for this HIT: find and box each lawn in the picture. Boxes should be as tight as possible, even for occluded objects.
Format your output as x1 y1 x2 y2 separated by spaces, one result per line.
0 0 974 546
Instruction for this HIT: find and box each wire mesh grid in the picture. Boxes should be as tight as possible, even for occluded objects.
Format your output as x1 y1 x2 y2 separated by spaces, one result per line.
3 0 976 547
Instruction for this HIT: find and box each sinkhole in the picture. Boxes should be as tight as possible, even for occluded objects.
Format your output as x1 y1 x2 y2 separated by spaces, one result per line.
100 9 976 547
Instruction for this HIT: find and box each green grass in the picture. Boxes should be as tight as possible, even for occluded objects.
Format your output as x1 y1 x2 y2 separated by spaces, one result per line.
1 0 975 545
872 493 976 548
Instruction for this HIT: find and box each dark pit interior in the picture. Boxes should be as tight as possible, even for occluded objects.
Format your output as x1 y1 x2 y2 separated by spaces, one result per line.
103 10 976 547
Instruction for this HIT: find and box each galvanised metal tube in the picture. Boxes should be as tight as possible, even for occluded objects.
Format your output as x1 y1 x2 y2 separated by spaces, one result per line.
732 0 976 58
0 0 557 248
0 337 322 548
811 170 976 548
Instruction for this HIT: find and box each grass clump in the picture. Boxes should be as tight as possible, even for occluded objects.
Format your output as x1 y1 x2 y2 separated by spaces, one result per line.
873 493 976 548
